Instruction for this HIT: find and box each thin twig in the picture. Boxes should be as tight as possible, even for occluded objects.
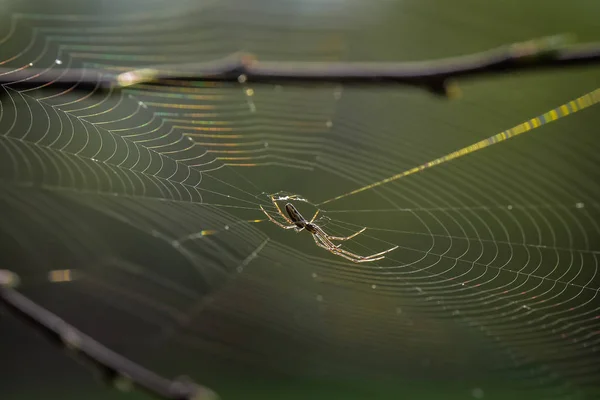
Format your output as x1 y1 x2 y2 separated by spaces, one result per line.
0 35 599 97
0 270 219 400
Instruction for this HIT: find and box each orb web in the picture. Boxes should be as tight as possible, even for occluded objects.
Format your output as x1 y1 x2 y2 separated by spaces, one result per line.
1 1 599 399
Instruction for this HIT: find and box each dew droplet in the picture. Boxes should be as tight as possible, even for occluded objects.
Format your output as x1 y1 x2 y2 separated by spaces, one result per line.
62 328 81 350
471 387 484 399
333 87 343 100
114 375 133 392
0 270 18 287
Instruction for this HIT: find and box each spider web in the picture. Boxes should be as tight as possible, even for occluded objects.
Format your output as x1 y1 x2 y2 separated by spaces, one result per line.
1 1 600 399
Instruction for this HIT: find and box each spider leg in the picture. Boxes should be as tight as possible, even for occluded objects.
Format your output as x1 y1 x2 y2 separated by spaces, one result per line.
314 232 341 249
363 245 399 259
312 233 390 263
338 251 383 263
313 234 334 251
335 245 399 262
309 220 365 242
333 247 384 262
313 226 336 244
260 205 297 230
326 227 367 241
270 196 295 225
323 242 381 263
309 209 320 223
313 225 397 261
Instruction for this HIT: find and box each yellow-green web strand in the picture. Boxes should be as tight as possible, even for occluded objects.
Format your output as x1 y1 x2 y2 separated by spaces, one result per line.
318 88 600 206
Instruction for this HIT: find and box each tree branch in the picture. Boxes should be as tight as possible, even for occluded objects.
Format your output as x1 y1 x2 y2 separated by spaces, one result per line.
1 35 599 97
0 270 219 400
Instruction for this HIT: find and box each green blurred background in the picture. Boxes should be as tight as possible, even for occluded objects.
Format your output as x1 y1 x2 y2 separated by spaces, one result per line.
1 0 599 399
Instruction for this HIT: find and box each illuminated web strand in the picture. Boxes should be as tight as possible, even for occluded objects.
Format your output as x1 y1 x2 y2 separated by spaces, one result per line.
318 88 600 206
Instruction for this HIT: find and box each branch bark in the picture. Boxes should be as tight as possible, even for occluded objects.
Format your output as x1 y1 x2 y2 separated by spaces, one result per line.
1 35 599 97
0 270 219 400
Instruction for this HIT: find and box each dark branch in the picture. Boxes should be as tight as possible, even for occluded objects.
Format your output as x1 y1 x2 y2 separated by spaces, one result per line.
0 35 599 97
0 270 219 400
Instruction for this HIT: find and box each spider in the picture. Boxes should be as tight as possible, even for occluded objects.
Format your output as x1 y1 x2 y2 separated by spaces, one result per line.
260 196 398 263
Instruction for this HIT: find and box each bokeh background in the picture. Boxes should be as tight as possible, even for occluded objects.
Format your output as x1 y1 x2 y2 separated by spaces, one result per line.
1 0 599 399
